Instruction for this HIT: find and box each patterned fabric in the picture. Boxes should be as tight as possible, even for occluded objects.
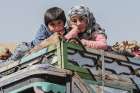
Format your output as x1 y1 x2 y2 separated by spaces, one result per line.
10 42 32 61
112 41 140 53
112 40 140 57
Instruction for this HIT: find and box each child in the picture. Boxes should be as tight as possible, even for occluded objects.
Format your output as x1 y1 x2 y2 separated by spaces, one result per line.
29 7 67 48
10 7 67 61
64 5 107 49
28 6 67 53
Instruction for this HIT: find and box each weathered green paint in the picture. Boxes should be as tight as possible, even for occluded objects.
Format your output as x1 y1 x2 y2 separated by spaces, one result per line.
57 41 62 68
66 41 84 51
60 40 68 68
10 82 65 93
20 45 57 63
0 39 139 93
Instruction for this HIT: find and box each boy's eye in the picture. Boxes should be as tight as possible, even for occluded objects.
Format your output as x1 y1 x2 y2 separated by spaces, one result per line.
57 21 63 25
49 23 55 26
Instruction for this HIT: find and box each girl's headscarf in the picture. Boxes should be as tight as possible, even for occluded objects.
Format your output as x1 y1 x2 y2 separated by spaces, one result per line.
67 5 106 39
67 5 96 34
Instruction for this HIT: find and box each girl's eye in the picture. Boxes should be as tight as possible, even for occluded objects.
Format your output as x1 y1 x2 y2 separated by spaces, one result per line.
71 19 77 23
79 17 84 21
79 16 87 22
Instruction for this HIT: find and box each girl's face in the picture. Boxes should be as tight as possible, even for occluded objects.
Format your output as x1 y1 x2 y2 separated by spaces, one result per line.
70 15 88 33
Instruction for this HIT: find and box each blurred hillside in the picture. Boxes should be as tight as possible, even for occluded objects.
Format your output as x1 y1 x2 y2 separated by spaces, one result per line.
0 43 16 52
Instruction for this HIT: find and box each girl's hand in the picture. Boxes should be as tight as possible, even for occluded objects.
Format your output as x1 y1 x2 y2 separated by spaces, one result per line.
71 25 79 30
65 25 80 40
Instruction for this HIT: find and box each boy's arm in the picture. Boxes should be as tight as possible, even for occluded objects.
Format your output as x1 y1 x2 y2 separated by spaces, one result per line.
29 33 60 53
29 24 51 48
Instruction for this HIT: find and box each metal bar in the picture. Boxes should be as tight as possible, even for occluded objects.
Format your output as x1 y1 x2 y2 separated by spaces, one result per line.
101 50 105 93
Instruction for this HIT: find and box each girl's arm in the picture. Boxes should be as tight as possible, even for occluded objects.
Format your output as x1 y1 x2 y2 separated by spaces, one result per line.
81 33 107 50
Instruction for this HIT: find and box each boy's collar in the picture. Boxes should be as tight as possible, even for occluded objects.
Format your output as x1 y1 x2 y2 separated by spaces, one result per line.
43 24 53 35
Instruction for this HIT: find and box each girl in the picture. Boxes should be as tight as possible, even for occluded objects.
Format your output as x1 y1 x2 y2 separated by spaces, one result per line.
65 5 107 49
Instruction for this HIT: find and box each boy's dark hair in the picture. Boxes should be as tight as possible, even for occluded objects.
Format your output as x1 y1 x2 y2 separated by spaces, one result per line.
44 7 66 26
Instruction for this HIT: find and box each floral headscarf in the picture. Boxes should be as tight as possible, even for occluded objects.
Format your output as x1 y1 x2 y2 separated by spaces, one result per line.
67 5 96 34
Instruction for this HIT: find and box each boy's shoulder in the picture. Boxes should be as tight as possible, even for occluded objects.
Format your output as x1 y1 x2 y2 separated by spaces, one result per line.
40 24 49 32
38 24 53 35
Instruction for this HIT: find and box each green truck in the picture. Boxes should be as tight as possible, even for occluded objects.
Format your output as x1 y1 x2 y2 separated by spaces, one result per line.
0 38 140 93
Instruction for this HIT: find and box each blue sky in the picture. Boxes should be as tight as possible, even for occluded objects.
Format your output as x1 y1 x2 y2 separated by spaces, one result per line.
0 0 140 45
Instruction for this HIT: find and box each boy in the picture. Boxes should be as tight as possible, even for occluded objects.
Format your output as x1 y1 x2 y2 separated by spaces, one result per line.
11 7 67 60
30 6 66 48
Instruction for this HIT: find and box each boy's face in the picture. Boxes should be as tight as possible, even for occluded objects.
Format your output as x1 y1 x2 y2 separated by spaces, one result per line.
70 15 87 33
48 19 65 33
